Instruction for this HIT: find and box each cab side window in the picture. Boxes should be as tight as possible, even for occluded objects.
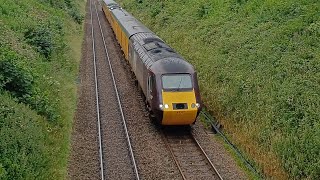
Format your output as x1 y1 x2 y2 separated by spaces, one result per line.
148 75 156 94
151 75 156 92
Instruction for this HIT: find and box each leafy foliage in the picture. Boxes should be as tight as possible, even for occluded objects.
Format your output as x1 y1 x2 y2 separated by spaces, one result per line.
0 57 33 98
24 25 54 58
0 46 58 121
68 6 84 24
40 0 84 24
0 0 84 179
0 95 48 180
118 0 320 178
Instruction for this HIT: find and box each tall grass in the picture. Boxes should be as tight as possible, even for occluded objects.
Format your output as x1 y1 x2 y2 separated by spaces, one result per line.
0 0 84 179
118 0 320 179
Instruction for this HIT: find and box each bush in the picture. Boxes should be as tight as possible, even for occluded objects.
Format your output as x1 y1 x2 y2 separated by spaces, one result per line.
41 0 66 9
0 0 84 178
24 25 54 59
0 95 49 180
0 47 58 121
25 88 60 122
0 51 33 98
197 4 211 18
41 0 84 24
68 7 84 24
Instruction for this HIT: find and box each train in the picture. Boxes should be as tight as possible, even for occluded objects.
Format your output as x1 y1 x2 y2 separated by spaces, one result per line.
102 0 202 125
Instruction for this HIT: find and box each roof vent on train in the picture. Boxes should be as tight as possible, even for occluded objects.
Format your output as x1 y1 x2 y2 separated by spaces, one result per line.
143 37 164 44
143 38 176 55
143 38 166 49
143 42 159 51
152 49 162 54
108 3 121 10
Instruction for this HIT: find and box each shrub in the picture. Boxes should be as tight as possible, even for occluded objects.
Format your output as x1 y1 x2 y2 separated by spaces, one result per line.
0 164 6 178
43 0 66 9
24 25 54 59
40 0 83 24
64 0 72 8
0 47 58 121
197 4 211 18
0 0 84 178
25 88 60 122
0 56 33 99
0 95 48 180
68 7 84 24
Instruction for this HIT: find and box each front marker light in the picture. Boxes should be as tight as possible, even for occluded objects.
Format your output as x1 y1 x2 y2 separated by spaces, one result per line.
159 104 164 110
191 103 196 108
196 103 200 108
164 104 169 109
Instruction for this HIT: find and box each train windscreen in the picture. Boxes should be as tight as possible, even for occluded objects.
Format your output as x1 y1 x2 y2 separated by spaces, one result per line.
162 74 192 91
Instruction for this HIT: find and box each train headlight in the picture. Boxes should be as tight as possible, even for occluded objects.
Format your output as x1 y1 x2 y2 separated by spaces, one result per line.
196 103 200 108
159 104 169 110
192 103 200 108
191 103 196 108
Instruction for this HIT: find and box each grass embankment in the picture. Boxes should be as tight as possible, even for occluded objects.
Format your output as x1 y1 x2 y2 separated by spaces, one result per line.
118 0 320 179
0 0 85 179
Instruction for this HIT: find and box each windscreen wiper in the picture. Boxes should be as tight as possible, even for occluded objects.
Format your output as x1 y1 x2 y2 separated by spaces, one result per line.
176 77 183 92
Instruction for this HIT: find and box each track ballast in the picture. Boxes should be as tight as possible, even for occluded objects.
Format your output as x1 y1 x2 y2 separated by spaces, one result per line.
163 127 223 180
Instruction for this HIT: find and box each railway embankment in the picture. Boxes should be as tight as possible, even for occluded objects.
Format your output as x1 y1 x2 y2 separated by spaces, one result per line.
118 0 320 179
0 0 85 179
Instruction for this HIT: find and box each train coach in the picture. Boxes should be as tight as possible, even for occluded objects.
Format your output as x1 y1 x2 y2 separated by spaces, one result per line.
102 0 202 125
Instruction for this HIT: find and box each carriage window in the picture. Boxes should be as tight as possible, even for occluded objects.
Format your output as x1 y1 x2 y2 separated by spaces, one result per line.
162 74 192 91
148 75 156 92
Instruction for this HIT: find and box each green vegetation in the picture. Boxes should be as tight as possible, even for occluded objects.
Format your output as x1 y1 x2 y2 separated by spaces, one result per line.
0 0 85 179
118 0 320 179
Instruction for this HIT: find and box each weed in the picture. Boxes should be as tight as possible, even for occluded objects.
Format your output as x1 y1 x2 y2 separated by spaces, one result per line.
68 7 84 24
0 95 49 179
24 25 54 59
197 4 211 18
0 46 33 95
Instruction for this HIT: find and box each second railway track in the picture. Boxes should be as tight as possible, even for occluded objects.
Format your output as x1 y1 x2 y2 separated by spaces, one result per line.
90 0 139 179
163 128 224 180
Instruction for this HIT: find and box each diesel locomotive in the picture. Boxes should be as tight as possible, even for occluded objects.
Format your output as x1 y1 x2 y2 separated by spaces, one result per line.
102 0 202 125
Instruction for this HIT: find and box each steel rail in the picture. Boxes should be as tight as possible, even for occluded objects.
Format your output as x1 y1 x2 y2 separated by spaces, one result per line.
191 135 224 180
90 0 105 179
163 130 223 180
93 1 140 179
162 133 187 180
201 111 262 178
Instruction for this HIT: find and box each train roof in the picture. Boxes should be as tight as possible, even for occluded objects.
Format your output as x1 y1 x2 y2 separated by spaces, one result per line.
150 58 195 74
103 0 152 38
111 8 153 37
103 0 118 6
102 0 195 75
131 33 195 74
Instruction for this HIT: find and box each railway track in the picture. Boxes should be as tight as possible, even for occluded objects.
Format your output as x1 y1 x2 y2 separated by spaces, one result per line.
89 0 139 179
163 128 223 180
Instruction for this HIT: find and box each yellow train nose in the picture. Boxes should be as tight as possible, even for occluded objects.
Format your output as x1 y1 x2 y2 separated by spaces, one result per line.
161 90 198 125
